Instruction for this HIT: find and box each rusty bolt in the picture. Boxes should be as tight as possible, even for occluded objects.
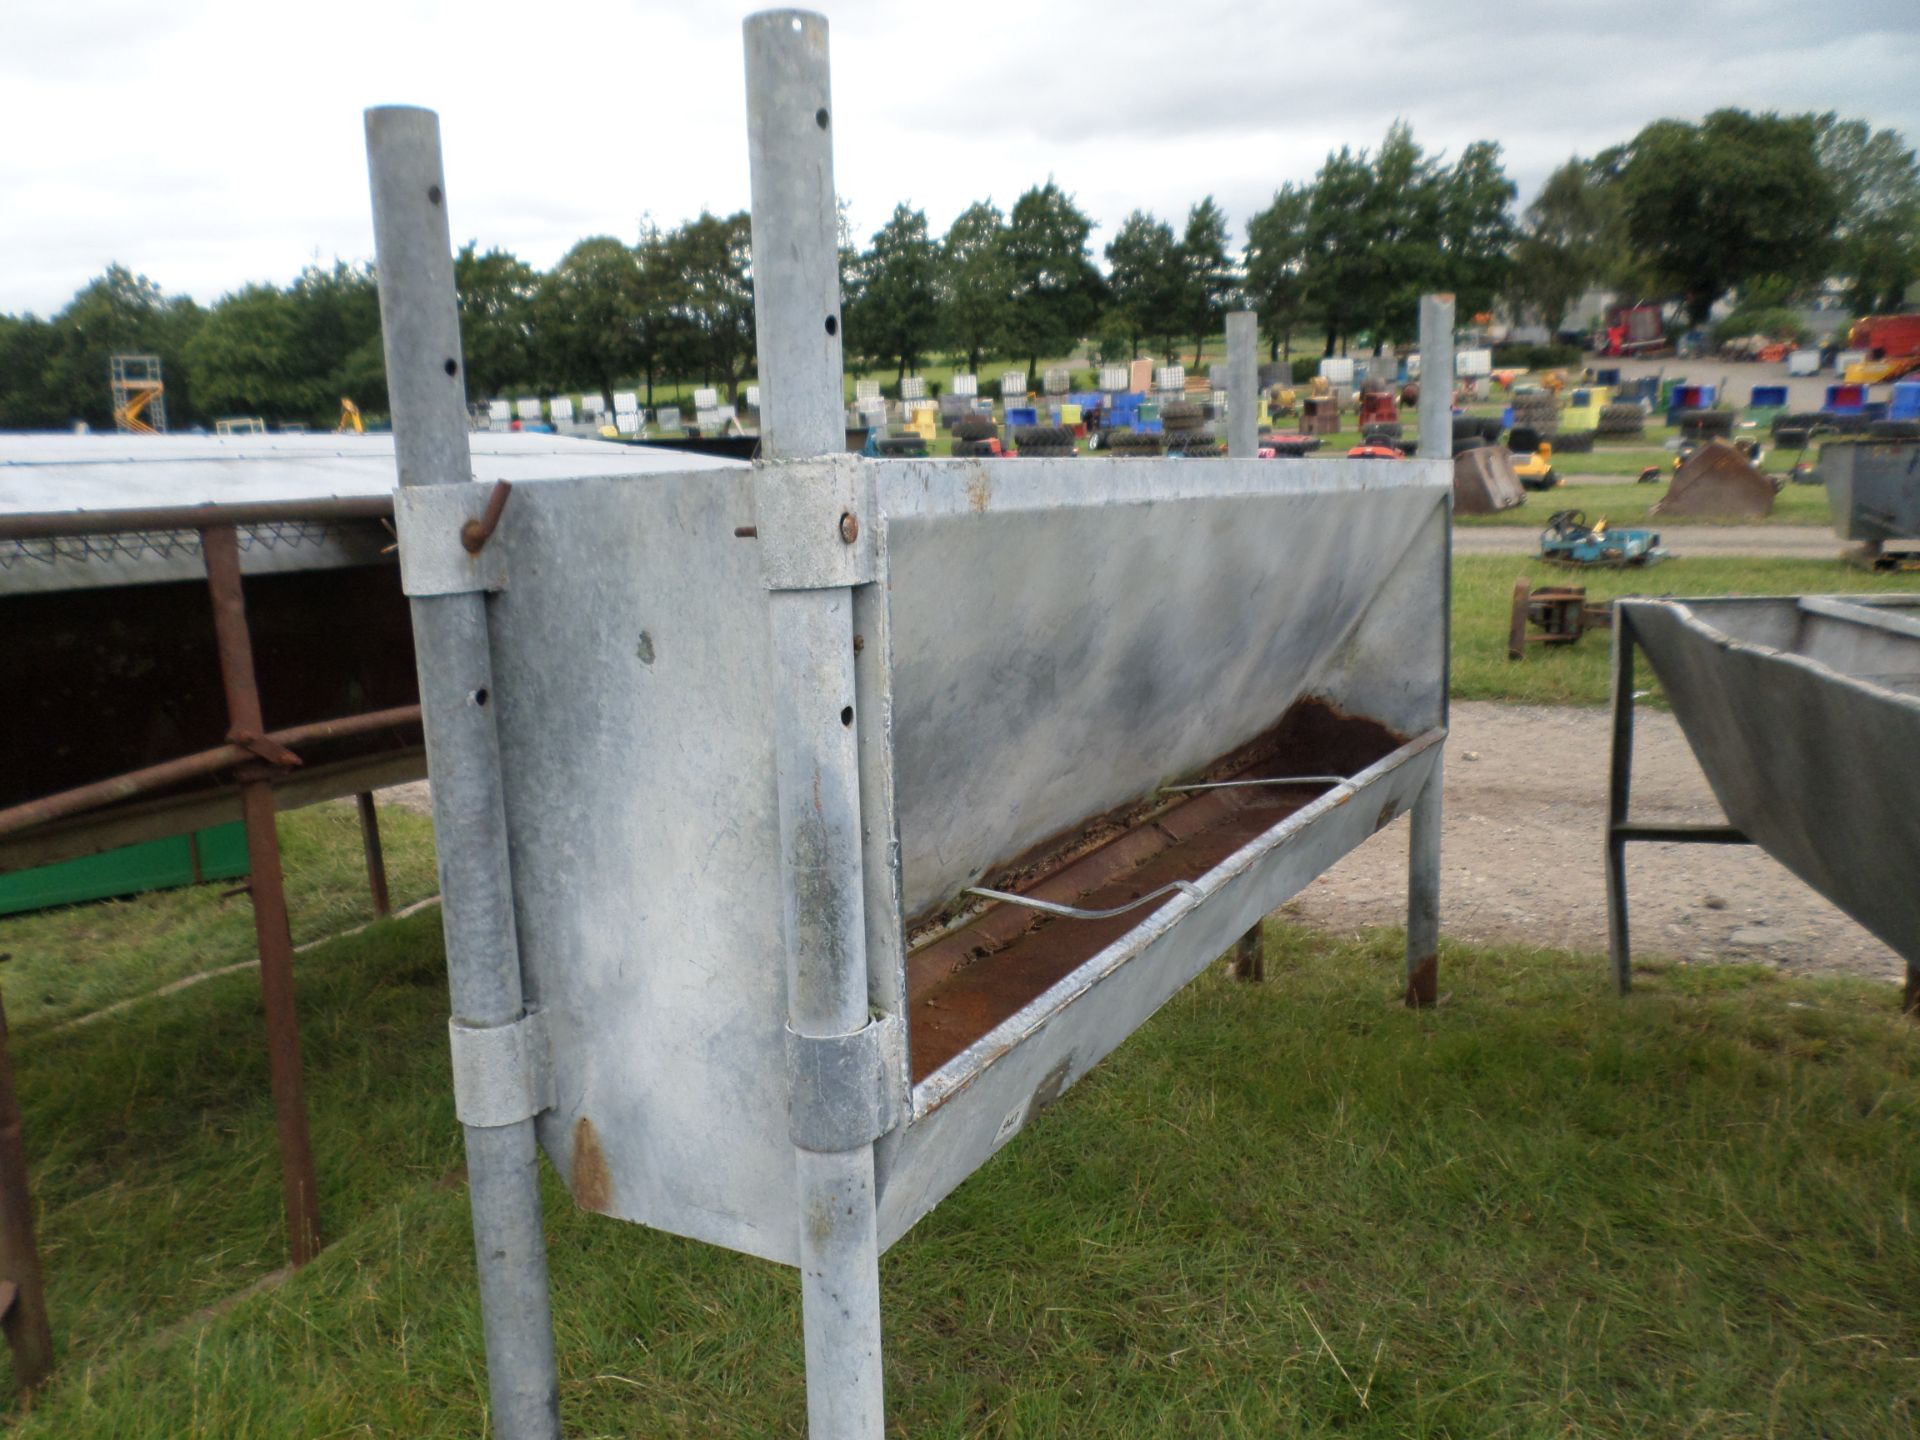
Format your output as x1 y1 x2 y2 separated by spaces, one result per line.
838 511 859 544
853 634 865 652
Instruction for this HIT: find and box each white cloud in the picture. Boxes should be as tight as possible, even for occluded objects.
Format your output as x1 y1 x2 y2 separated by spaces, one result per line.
2 0 1916 314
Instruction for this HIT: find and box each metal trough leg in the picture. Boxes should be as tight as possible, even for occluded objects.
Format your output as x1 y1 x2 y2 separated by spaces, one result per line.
1230 925 1265 982
746 14 887 1436
1606 615 1635 995
201 524 323 1266
356 791 391 917
0 995 52 1391
1404 292 1452 1010
366 105 560 1439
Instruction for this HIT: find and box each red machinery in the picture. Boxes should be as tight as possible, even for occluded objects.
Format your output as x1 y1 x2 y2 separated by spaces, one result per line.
1847 314 1920 381
1601 302 1665 357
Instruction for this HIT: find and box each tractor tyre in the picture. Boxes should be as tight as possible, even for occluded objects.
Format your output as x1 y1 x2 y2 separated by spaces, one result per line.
1362 422 1404 443
1869 419 1920 439
1016 444 1077 459
1012 425 1072 448
1508 424 1542 452
951 439 998 458
1552 429 1595 454
1161 400 1204 424
951 416 996 441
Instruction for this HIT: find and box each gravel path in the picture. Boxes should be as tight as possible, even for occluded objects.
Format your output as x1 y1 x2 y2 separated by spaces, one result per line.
378 706 1904 988
1282 701 1904 987
1453 525 1839 560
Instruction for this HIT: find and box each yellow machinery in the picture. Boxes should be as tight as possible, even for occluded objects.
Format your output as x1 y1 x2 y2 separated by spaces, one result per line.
1512 441 1562 491
336 397 364 434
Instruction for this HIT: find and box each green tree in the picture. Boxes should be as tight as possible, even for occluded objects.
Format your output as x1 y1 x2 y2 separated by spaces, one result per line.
1438 140 1517 318
288 261 384 420
1610 110 1839 324
40 265 205 428
856 204 941 382
535 236 647 411
1242 184 1312 361
939 201 1010 374
1302 125 1445 354
1815 115 1920 314
1103 211 1181 359
663 212 755 401
1507 157 1627 333
1003 181 1105 383
184 284 310 420
455 243 538 401
1175 197 1236 367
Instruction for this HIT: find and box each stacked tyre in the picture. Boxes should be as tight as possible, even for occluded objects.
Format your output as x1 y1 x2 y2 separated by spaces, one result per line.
1676 408 1735 441
1869 419 1920 439
951 415 997 443
1012 424 1076 458
1511 393 1560 436
1108 429 1164 457
1160 400 1218 455
873 434 929 458
951 438 999 458
1551 429 1596 454
1453 415 1502 449
1596 402 1645 438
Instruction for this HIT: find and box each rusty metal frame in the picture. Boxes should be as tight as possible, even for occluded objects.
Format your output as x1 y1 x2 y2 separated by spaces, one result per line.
0 507 427 1388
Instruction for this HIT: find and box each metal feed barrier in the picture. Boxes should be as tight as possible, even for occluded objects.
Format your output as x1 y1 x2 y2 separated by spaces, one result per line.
1607 595 1920 1014
367 12 1455 1436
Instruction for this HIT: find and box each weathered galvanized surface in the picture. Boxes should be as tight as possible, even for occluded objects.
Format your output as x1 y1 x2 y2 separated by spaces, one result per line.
1821 439 1920 549
483 453 1448 1265
1623 595 1920 965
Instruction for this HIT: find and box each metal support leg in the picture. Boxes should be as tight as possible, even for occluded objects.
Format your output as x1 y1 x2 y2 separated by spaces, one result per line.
1230 925 1265 982
202 524 322 1266
1406 293 1453 1010
1225 311 1257 460
747 14 886 1437
0 995 52 1391
1606 616 1635 996
366 104 559 1439
355 791 391 917
1405 767 1441 1007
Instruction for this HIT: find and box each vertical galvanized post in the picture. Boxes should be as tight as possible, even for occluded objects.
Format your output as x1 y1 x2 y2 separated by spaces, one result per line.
746 12 886 1439
1605 611 1636 996
1223 311 1265 980
1225 311 1258 461
1405 293 1453 1007
365 105 560 1440
201 524 322 1264
355 792 391 917
0 994 52 1391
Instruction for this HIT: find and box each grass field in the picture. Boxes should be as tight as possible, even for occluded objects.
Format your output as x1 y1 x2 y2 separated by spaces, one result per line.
1 854 1915 1435
1451 555 1920 706
1455 476 1832 529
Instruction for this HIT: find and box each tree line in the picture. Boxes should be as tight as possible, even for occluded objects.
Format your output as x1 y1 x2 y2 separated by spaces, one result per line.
1 108 1913 431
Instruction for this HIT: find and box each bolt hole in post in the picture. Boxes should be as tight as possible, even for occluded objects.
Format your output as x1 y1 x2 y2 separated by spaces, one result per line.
815 108 829 129
444 358 459 376
471 688 489 707
824 315 838 336
426 184 442 205
840 706 854 727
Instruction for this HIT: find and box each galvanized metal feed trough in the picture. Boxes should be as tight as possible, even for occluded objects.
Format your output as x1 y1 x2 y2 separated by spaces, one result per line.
1822 438 1920 561
1607 595 1920 1012
368 15 1452 1436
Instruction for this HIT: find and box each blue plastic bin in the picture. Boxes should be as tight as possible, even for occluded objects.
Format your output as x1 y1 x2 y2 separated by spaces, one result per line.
1890 382 1920 421
1750 385 1787 408
1007 406 1038 428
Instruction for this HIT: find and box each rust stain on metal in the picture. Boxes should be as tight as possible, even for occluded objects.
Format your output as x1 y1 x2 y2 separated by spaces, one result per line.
966 471 992 512
838 511 860 544
907 700 1405 1080
571 1116 614 1213
1405 954 1439 1008
1374 799 1398 831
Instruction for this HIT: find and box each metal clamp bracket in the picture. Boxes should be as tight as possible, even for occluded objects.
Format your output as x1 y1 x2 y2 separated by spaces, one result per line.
753 455 876 591
448 1007 553 1129
785 1013 903 1153
394 483 510 596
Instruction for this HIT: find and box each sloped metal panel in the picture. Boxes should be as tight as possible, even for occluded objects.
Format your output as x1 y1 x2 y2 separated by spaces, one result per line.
1627 597 1920 963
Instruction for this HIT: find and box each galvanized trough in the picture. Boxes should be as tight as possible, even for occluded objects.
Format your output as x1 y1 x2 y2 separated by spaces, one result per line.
1822 438 1920 560
1606 594 1920 1012
368 14 1453 1436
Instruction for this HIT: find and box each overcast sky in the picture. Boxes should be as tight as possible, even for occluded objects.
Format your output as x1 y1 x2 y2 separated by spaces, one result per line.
4 1 1917 316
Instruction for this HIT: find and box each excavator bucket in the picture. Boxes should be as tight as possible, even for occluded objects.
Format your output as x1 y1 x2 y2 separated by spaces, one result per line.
1453 445 1526 514
1651 439 1774 518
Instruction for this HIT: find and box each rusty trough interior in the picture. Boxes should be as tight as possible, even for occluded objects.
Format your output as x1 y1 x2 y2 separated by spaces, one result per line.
905 700 1403 1081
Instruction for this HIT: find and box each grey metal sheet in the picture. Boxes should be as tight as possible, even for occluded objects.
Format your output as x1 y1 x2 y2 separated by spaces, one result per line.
481 455 1448 1269
1625 596 1920 962
875 456 1448 918
0 431 741 516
